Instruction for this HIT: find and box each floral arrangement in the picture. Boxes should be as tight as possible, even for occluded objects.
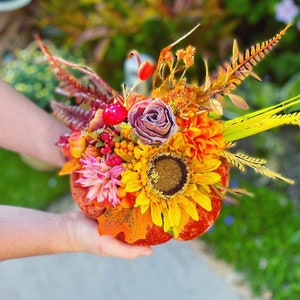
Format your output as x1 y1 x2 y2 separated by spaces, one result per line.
37 25 300 245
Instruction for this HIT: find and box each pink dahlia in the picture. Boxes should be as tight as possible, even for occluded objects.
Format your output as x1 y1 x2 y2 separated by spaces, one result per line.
76 155 124 206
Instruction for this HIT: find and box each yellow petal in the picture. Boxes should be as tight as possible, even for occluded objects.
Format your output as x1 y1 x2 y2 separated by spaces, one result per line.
169 132 185 149
162 207 171 232
184 184 197 197
195 158 221 172
168 202 181 227
135 188 150 207
187 128 201 137
185 144 196 157
193 190 212 211
124 181 142 193
140 204 150 214
173 206 192 238
69 132 86 158
133 161 144 172
181 201 199 221
150 201 162 226
193 172 221 185
121 171 142 192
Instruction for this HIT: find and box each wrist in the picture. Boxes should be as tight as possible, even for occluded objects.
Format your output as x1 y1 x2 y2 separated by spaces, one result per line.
60 211 92 253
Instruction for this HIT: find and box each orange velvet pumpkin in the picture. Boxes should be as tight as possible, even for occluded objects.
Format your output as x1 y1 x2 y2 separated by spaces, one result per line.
70 162 229 246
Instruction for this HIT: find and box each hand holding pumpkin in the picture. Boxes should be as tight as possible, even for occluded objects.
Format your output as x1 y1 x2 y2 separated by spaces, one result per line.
62 210 152 257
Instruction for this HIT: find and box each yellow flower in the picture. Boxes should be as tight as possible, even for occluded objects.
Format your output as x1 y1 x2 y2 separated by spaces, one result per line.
120 119 225 237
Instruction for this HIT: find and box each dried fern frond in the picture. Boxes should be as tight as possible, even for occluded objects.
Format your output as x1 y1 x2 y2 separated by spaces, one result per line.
198 25 290 110
51 101 93 130
221 150 294 184
223 94 300 142
35 34 123 105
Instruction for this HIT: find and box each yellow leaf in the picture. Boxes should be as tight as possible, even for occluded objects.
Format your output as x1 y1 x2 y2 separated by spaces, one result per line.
224 94 300 142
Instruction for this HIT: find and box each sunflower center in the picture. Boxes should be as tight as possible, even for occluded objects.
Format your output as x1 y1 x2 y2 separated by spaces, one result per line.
147 153 189 197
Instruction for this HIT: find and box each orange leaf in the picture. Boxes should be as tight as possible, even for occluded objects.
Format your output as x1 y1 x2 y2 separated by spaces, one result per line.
227 93 249 110
58 158 80 175
97 206 152 244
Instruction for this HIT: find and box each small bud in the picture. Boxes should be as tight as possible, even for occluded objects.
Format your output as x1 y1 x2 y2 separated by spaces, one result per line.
137 61 155 81
128 50 155 81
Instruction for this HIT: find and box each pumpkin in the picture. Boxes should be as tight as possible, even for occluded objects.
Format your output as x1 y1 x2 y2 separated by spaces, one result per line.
70 162 229 246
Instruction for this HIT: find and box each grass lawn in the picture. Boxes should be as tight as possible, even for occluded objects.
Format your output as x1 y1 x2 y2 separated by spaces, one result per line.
0 148 69 209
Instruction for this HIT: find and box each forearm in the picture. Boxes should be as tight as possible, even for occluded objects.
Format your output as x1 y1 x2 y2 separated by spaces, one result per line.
0 205 152 260
0 205 72 260
0 79 69 167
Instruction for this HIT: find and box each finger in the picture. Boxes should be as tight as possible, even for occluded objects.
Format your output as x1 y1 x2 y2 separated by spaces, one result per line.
98 235 152 259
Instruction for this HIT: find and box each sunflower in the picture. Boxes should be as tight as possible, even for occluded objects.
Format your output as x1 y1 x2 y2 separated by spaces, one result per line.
121 114 225 237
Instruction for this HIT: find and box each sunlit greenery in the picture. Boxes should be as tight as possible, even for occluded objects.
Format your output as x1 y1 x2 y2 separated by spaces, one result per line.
0 149 69 209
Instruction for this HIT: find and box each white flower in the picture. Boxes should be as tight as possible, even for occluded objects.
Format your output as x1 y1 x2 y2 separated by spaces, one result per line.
274 0 299 24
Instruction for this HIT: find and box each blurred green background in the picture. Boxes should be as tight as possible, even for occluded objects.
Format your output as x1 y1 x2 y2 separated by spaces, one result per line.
0 0 300 299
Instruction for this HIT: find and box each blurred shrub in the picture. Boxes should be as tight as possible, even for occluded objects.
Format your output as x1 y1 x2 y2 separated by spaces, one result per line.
0 41 85 111
278 71 300 110
25 0 300 89
223 0 300 85
27 0 238 88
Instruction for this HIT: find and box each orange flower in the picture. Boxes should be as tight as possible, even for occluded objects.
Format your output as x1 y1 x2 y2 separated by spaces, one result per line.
179 112 226 160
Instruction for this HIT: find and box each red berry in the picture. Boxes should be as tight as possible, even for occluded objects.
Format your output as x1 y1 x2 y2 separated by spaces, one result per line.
102 103 128 126
100 146 111 155
108 140 115 147
102 132 110 141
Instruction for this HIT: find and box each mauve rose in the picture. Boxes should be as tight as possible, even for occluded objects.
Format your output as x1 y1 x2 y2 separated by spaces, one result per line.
128 98 178 145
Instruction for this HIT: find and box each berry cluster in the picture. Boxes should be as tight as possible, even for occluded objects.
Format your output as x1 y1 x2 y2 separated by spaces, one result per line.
99 131 123 166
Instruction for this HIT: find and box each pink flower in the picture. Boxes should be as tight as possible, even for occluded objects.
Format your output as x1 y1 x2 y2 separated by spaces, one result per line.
76 155 124 206
128 98 178 145
274 0 299 24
